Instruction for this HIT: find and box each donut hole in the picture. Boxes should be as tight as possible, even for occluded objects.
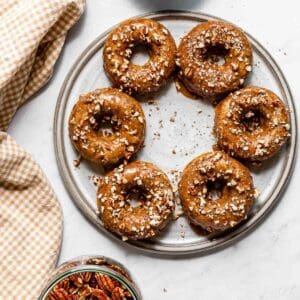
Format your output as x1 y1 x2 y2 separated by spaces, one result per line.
131 44 151 66
93 113 120 137
205 179 226 201
203 45 229 66
241 109 264 132
125 186 148 208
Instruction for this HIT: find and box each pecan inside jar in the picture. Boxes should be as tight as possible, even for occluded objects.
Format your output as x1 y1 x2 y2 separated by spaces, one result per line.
46 271 134 300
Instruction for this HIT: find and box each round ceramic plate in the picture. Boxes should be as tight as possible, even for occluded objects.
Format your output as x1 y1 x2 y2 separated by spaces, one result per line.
54 10 297 255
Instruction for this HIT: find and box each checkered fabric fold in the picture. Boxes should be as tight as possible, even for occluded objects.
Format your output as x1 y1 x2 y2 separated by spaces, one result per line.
0 0 86 131
0 133 63 299
0 0 85 299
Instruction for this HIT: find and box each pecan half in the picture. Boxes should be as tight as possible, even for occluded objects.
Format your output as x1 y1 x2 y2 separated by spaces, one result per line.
69 275 84 287
90 289 110 300
81 272 92 283
47 288 69 300
55 279 70 290
78 284 93 297
94 274 116 294
111 287 127 300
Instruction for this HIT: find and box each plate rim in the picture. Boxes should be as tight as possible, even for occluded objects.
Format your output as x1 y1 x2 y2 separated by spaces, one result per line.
54 10 298 256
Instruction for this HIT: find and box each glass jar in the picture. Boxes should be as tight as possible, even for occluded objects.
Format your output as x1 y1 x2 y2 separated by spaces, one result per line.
39 255 142 299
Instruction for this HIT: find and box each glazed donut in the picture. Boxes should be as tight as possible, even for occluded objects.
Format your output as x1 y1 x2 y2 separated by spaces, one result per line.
97 161 175 240
103 18 177 95
69 88 145 166
214 86 290 162
178 21 253 99
178 151 255 232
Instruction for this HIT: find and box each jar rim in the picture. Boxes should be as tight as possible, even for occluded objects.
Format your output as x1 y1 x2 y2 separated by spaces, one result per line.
39 265 140 300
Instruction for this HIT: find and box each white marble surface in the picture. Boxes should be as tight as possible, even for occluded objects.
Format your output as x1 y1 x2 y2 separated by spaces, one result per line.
7 0 300 299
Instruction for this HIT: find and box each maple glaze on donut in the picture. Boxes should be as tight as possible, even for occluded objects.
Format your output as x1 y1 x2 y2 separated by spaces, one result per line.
178 21 253 99
214 86 290 162
103 18 176 95
68 88 145 167
97 161 175 240
178 151 255 232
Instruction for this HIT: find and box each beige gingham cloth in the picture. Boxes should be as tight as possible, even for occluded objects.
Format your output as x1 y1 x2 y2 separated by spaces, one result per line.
0 0 86 299
0 133 63 299
0 0 85 131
